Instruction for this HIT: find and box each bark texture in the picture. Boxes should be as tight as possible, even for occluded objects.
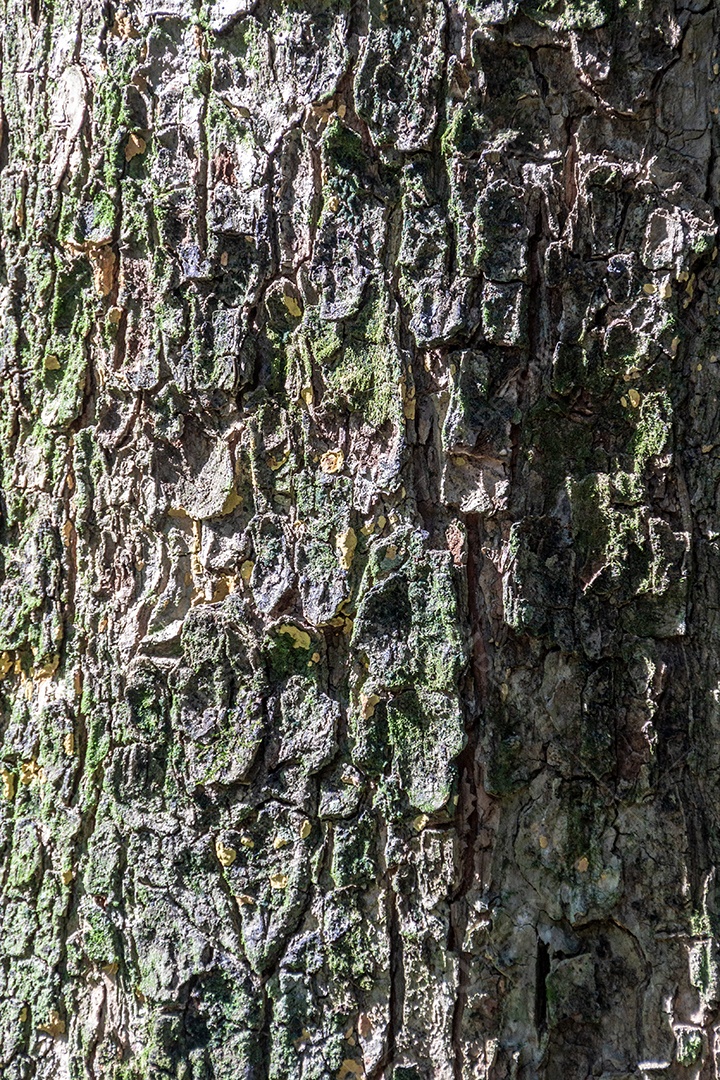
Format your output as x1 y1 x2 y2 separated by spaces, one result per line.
0 0 718 1077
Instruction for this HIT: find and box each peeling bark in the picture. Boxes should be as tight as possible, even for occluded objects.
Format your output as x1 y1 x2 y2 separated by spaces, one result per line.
0 0 719 1078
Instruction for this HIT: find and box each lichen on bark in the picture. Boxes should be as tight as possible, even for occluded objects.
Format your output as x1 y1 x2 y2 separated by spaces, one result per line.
0 0 719 1077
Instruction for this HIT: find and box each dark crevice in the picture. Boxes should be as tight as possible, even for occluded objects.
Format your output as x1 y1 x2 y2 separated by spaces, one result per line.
448 511 496 1077
534 937 551 1035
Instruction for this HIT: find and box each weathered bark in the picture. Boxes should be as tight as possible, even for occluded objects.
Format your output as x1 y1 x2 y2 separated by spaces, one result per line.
0 0 718 1077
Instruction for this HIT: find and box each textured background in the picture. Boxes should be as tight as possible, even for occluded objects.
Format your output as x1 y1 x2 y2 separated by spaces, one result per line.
0 0 718 1077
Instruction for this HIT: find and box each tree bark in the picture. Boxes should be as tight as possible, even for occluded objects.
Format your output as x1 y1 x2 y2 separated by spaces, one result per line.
0 0 717 1077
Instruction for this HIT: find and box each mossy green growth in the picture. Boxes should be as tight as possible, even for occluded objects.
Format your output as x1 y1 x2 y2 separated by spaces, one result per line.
354 529 465 693
630 390 672 470
91 67 138 188
263 632 314 683
524 0 617 29
689 939 718 1007
124 664 168 743
387 688 465 812
221 14 266 71
676 1030 703 1067
321 287 404 429
83 703 111 777
82 903 120 966
324 893 378 991
322 117 369 178
569 472 643 581
331 815 377 889
690 910 712 937
441 103 490 158
72 426 105 534
484 706 533 797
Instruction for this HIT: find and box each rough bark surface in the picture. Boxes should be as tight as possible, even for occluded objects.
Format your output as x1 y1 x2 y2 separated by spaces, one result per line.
0 0 718 1077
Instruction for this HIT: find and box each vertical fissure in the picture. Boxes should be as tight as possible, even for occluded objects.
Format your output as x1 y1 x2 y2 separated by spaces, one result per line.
534 937 550 1036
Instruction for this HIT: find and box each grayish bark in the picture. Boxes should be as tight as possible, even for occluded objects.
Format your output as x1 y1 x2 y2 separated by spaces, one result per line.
0 0 718 1078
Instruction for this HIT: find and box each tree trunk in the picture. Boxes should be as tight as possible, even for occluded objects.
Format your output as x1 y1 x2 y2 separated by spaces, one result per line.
0 0 717 1077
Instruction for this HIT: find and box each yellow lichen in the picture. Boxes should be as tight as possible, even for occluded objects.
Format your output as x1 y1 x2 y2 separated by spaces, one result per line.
215 839 237 867
34 655 59 680
360 693 380 719
278 624 311 650
86 244 116 297
19 760 44 785
268 450 289 471
283 294 303 318
221 487 243 515
113 10 140 37
37 1010 65 1038
1 770 15 801
299 819 312 840
211 575 237 603
320 448 344 474
125 133 146 161
336 526 357 570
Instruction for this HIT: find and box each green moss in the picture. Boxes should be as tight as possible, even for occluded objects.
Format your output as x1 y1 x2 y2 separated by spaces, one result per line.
677 1030 703 1066
125 666 168 743
525 0 616 28
630 390 672 470
324 894 377 991
689 940 717 1005
690 910 712 936
222 16 266 71
189 57 212 97
324 288 404 428
206 92 252 149
264 626 319 682
322 118 368 175
386 688 464 812
441 104 489 158
485 722 529 797
83 706 111 776
691 233 715 256
569 472 643 581
83 904 120 965
331 815 376 889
